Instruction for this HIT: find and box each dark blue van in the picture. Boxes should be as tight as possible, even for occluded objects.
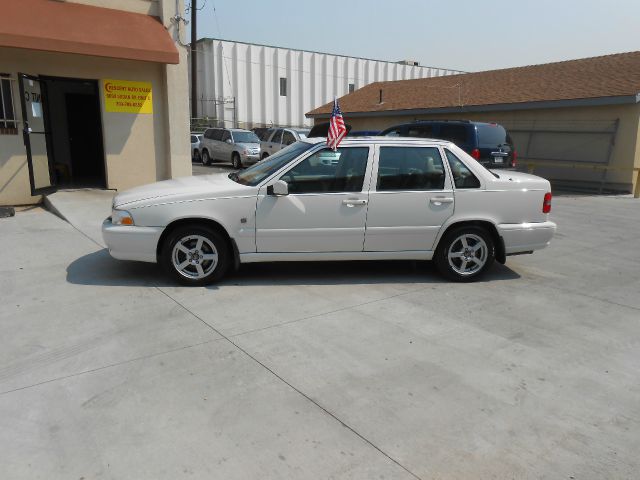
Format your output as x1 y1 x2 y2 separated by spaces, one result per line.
379 120 516 169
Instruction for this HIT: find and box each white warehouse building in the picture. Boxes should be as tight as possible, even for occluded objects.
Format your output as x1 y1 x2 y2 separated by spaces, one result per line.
191 37 465 129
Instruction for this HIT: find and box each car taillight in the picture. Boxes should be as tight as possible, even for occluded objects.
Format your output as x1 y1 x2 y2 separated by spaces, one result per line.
511 151 517 168
471 148 480 160
542 192 552 213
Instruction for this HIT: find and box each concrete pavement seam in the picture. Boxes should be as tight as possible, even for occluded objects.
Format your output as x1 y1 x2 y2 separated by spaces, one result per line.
228 286 433 339
0 339 221 397
155 286 424 480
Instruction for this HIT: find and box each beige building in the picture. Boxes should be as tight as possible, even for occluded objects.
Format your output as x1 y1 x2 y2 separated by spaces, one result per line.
0 0 191 206
307 52 640 193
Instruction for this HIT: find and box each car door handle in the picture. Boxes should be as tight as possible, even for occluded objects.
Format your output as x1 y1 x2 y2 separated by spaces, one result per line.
342 199 368 207
430 197 454 205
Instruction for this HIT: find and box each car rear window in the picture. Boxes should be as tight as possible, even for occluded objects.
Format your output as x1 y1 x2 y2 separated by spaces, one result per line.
476 124 508 147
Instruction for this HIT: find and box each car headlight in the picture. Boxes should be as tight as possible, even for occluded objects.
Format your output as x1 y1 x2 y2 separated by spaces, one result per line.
111 209 134 226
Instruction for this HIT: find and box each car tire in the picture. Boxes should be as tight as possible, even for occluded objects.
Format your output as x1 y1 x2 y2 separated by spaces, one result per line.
434 225 495 282
262 153 269 160
202 150 211 166
232 152 242 169
193 149 201 163
160 225 230 286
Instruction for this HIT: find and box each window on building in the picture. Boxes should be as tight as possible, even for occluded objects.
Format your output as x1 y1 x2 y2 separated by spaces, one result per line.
279 77 287 97
348 83 355 93
377 147 445 191
0 74 17 135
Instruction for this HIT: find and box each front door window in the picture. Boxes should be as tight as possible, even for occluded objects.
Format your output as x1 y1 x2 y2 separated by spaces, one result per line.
281 147 369 194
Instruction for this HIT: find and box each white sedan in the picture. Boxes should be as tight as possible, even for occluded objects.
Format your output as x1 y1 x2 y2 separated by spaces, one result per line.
103 137 556 285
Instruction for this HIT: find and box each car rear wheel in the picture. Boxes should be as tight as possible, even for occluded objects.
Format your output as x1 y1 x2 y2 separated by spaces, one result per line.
261 153 269 160
202 150 211 166
434 226 494 282
231 152 242 169
160 225 230 285
193 149 201 162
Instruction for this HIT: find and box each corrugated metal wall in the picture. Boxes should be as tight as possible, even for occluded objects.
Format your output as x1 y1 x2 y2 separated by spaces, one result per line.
192 38 464 128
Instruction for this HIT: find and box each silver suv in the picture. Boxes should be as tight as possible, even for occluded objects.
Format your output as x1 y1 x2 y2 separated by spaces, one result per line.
200 128 261 168
260 128 310 159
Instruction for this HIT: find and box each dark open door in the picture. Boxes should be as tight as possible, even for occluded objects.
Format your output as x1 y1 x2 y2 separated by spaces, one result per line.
18 73 56 195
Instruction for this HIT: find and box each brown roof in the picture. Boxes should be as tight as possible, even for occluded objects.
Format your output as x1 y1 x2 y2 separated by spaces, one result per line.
0 0 179 64
307 51 640 116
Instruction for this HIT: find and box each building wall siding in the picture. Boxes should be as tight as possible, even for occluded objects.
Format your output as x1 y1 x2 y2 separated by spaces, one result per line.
192 38 464 128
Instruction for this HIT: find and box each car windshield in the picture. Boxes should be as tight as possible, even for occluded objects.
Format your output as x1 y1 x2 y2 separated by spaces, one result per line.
232 131 260 143
230 141 315 186
294 130 309 138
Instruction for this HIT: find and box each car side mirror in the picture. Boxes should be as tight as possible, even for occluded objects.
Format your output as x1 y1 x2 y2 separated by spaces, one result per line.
267 179 289 196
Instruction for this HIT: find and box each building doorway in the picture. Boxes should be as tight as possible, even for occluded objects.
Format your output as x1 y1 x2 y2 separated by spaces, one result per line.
44 77 106 188
18 74 106 194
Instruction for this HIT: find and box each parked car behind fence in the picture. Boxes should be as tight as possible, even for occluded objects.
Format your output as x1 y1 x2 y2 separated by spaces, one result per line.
260 127 310 159
200 128 261 169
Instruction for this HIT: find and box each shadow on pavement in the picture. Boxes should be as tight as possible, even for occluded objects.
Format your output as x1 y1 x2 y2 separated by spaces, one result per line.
66 249 521 288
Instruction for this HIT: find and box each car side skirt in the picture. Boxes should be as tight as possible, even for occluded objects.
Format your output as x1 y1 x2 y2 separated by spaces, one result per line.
239 250 434 263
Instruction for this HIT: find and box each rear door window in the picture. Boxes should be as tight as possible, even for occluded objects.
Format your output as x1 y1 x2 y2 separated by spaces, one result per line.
381 126 406 137
270 129 283 144
444 149 480 189
222 130 231 142
406 125 435 138
282 130 296 145
476 124 508 147
377 147 445 191
439 124 469 144
211 129 224 141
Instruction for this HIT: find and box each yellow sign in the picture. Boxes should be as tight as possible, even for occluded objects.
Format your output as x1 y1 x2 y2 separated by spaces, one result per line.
103 79 153 114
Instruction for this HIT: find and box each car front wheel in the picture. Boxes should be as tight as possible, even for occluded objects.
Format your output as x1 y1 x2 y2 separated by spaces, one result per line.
232 152 242 169
202 150 211 166
160 225 230 285
434 226 494 282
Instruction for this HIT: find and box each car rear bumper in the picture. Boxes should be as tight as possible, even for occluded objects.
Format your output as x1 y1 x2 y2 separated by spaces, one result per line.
498 221 556 254
102 218 163 263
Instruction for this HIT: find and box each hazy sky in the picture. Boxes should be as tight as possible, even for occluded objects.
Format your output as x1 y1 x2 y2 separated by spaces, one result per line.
189 0 639 72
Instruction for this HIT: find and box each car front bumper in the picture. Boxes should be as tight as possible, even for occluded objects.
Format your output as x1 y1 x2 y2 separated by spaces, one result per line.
102 218 164 263
241 153 261 164
498 221 557 254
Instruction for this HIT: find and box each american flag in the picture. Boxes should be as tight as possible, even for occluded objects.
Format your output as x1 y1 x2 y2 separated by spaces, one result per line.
327 98 347 151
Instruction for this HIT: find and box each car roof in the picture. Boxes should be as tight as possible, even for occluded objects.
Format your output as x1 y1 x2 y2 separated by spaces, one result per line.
300 136 455 146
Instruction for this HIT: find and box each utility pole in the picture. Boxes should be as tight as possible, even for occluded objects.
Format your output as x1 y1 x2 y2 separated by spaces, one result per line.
190 0 197 120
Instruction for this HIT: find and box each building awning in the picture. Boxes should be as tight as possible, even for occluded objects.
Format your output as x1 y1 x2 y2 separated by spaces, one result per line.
0 0 179 64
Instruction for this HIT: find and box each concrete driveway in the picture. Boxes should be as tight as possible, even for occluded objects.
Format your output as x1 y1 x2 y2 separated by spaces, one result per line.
1 195 639 479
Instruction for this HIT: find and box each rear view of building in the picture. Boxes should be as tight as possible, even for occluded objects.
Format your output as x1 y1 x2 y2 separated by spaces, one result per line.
0 0 191 206
308 52 640 193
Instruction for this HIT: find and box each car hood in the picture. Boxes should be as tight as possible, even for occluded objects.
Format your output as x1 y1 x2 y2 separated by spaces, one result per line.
113 174 253 209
